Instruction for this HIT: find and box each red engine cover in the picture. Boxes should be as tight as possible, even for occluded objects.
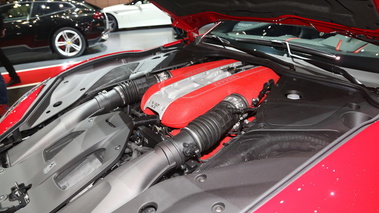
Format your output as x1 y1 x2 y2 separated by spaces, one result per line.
141 60 280 128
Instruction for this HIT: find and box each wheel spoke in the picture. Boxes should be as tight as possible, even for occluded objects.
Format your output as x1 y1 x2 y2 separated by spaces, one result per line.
65 45 71 55
62 32 69 41
71 43 81 51
56 41 66 46
71 34 80 42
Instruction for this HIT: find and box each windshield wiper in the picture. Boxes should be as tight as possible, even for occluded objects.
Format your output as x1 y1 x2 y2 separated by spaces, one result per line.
306 60 364 86
205 34 231 48
237 38 365 87
272 40 366 87
201 34 296 71
269 39 339 61
236 38 339 61
201 31 370 89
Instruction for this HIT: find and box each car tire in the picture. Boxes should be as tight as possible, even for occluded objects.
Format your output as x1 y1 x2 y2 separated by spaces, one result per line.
107 14 118 32
52 27 86 58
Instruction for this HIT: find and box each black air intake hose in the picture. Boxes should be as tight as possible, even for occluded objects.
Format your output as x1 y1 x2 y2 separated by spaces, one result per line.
185 100 241 152
114 75 162 106
160 97 243 164
156 97 244 167
58 72 171 130
97 73 169 111
9 73 171 166
59 95 246 213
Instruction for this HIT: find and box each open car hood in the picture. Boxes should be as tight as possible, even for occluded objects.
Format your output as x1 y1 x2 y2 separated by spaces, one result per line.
151 0 379 43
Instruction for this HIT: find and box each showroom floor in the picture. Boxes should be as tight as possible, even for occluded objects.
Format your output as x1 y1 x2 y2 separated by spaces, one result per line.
0 26 176 74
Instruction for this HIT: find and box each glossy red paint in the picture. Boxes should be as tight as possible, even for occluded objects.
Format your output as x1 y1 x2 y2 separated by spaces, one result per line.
353 44 368 53
0 85 44 135
253 121 379 212
2 64 76 87
163 38 189 47
336 39 343 51
142 60 279 128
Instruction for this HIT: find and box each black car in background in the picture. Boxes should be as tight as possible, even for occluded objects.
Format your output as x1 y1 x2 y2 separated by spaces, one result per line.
0 0 108 58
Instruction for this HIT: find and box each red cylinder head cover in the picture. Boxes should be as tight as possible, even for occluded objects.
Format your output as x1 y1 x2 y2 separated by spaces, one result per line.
141 60 279 128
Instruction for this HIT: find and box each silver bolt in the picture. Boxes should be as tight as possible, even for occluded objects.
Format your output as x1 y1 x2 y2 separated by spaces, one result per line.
195 174 207 183
212 203 225 213
214 206 224 213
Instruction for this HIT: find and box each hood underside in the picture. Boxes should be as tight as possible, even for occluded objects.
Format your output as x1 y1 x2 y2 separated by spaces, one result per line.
152 0 379 42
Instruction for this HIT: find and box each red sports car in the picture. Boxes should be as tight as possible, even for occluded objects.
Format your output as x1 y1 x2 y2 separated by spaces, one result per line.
0 0 378 212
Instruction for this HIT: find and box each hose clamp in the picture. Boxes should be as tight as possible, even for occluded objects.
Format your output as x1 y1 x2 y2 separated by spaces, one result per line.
114 86 126 105
183 127 203 151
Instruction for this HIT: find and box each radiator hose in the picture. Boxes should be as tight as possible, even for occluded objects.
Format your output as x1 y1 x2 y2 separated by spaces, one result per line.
59 95 246 213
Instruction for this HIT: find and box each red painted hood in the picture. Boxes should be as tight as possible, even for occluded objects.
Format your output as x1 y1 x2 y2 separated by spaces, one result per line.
151 0 379 43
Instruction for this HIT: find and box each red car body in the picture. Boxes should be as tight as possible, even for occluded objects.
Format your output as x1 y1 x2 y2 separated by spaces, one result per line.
254 121 379 212
0 0 379 212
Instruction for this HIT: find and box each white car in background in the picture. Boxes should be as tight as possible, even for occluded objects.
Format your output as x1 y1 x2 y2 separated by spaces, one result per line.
103 0 171 32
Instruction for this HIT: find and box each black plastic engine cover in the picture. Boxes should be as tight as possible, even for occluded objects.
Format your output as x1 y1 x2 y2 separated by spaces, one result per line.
254 76 378 132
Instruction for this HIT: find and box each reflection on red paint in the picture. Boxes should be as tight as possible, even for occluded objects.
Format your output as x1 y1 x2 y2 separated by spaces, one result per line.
336 39 342 51
0 85 44 135
253 122 379 213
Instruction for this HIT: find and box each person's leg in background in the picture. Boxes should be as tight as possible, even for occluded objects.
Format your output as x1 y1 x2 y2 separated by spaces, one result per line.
0 74 9 117
0 47 21 87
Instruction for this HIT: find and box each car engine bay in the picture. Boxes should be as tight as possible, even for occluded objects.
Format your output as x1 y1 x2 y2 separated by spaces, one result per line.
0 46 379 212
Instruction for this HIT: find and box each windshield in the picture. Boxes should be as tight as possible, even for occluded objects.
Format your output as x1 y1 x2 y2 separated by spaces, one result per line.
208 21 379 71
